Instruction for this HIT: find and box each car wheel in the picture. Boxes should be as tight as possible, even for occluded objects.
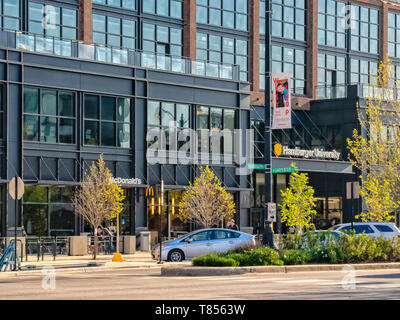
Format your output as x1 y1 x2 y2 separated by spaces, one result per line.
168 249 184 262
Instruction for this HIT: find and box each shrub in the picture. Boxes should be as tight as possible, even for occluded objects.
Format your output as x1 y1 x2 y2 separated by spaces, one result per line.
279 249 311 265
192 253 240 267
309 246 338 264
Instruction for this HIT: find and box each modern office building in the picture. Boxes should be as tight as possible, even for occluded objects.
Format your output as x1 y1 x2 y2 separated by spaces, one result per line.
0 0 396 238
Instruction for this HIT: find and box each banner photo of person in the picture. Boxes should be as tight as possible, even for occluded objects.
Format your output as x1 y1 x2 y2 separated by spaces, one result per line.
271 72 292 129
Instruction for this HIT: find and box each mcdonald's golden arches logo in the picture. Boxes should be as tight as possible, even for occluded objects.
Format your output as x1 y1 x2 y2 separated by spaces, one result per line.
146 186 154 197
274 143 283 157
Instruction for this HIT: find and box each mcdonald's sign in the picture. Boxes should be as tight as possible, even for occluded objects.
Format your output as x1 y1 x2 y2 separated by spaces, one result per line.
146 186 154 197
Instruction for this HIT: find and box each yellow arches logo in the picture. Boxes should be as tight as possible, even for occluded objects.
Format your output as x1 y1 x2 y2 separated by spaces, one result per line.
274 143 283 157
146 186 154 197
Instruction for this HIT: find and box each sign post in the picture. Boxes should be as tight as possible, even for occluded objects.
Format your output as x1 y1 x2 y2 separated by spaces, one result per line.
346 181 360 229
9 176 24 271
158 180 164 265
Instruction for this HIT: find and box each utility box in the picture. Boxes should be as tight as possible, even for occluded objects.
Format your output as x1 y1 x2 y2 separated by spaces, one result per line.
123 236 136 254
69 236 87 256
140 232 151 251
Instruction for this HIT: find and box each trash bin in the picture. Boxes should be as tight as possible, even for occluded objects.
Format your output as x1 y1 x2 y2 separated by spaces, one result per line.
140 231 151 252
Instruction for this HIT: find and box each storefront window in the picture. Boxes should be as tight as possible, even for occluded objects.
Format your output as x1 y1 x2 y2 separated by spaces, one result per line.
23 186 75 236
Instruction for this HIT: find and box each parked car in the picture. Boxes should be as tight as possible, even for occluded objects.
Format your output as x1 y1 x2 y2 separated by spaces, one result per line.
333 222 400 239
151 228 256 262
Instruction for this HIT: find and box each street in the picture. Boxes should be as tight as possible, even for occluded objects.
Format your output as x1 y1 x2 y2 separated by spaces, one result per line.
1 268 400 299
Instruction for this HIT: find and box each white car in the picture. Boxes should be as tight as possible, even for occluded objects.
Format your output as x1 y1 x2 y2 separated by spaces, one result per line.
334 222 400 239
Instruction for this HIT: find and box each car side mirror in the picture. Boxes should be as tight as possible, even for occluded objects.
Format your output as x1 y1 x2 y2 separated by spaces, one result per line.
185 238 192 243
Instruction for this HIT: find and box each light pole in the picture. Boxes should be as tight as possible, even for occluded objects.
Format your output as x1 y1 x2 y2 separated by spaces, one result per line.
158 180 164 264
264 0 275 248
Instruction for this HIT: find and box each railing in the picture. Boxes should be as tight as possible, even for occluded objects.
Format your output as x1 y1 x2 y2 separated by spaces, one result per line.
88 235 123 255
315 84 348 99
25 236 69 261
14 31 239 81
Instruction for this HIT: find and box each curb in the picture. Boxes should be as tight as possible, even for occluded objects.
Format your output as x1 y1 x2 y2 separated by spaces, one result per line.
161 262 400 276
0 264 162 278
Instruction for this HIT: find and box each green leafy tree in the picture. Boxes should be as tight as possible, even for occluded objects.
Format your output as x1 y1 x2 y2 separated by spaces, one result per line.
178 166 236 228
279 166 317 234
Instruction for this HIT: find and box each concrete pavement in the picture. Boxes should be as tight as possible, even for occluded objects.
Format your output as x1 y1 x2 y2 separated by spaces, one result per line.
1 268 400 299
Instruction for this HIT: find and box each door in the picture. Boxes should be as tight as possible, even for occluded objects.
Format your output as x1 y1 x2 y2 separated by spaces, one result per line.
185 230 214 258
212 230 241 253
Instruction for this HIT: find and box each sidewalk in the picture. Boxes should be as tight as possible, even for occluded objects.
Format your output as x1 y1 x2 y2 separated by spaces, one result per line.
1 251 190 276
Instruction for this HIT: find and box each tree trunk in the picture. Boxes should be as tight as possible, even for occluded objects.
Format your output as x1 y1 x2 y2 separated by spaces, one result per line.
93 226 97 260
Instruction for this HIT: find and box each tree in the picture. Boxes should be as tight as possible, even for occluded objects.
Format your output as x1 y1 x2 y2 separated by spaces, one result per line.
347 57 400 222
178 166 236 228
73 154 125 259
279 166 316 234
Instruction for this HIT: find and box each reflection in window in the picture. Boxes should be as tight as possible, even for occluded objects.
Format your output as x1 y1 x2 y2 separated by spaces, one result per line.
84 94 131 147
23 87 75 144
143 0 182 19
318 0 346 49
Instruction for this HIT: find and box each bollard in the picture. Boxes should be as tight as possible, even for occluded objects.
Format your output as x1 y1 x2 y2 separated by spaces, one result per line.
37 239 40 262
53 237 56 261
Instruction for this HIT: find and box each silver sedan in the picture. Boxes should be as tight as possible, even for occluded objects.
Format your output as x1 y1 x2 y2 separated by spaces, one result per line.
151 228 256 262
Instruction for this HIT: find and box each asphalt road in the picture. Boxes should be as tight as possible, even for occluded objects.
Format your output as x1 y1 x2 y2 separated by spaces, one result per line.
1 268 400 300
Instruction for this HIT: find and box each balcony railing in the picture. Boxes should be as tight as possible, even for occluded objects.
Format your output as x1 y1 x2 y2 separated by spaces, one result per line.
315 84 348 99
13 31 240 81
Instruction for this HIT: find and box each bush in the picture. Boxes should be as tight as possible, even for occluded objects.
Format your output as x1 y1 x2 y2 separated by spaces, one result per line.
279 249 311 265
193 253 240 267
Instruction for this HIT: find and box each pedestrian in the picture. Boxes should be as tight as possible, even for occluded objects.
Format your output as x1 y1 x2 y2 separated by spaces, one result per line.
227 219 239 231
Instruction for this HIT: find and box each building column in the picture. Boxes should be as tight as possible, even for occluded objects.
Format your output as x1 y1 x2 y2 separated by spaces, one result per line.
381 2 388 61
307 0 318 100
79 0 92 44
183 0 196 60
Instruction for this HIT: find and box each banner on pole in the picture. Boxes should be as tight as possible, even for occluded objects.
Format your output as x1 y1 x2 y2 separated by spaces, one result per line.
271 72 292 129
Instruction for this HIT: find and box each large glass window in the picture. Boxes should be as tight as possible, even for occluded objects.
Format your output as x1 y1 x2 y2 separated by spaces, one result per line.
93 14 136 50
84 94 131 148
142 22 182 57
23 186 75 236
350 4 379 54
388 12 400 59
262 0 306 42
28 1 77 40
93 0 135 10
269 44 306 95
196 0 248 31
317 52 346 97
196 106 235 154
1 0 20 31
147 101 190 150
23 87 75 144
196 33 248 81
251 120 265 159
350 58 378 85
318 0 346 49
143 0 183 19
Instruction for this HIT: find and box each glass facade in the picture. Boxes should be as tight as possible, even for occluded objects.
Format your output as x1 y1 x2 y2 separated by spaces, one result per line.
23 87 75 144
196 0 248 31
22 186 75 237
318 0 346 49
263 0 306 42
196 32 248 81
350 4 379 54
142 22 183 57
0 0 20 31
270 44 306 95
317 52 346 97
389 11 400 59
28 1 77 40
84 94 131 148
93 14 136 50
147 100 190 150
93 0 136 10
350 58 378 85
143 0 183 19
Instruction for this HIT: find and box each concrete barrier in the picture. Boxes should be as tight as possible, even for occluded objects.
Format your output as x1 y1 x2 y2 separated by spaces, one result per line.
123 236 136 254
68 236 87 256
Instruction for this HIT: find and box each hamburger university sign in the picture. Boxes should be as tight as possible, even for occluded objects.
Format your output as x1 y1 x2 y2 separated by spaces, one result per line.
274 144 341 161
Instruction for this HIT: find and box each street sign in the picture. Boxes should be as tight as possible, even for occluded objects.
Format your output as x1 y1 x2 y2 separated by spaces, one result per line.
9 177 24 200
248 163 266 170
271 166 295 174
267 203 277 222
